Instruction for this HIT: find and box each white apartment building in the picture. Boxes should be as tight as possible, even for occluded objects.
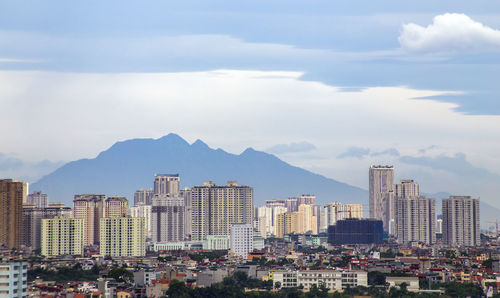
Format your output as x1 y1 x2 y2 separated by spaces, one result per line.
129 204 152 238
273 270 367 290
203 235 230 250
230 223 253 258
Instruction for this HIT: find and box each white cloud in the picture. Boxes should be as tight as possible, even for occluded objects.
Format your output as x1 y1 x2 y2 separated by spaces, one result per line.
399 13 500 53
0 69 500 207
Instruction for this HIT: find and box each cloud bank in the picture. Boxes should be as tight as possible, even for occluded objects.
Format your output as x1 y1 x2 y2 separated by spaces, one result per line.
399 13 500 53
266 141 317 154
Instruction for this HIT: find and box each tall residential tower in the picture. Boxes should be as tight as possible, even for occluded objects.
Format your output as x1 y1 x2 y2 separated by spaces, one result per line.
369 165 394 232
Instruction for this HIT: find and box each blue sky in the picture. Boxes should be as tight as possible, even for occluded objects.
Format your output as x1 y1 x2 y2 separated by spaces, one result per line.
1 1 500 209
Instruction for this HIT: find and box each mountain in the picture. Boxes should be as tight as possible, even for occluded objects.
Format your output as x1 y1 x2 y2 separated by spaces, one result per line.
31 133 367 207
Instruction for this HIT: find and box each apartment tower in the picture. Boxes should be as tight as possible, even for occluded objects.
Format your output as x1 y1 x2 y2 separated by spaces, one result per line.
442 196 480 247
100 217 145 257
395 196 436 244
154 174 180 196
191 181 253 241
0 179 27 249
41 217 84 256
151 195 185 242
73 194 106 246
369 165 394 232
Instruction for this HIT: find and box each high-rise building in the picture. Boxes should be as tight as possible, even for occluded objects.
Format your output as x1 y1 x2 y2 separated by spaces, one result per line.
191 181 253 241
297 194 316 206
151 195 185 242
41 217 84 256
328 218 383 245
104 196 129 217
153 174 180 196
276 212 298 238
134 188 153 205
230 223 253 258
442 196 480 247
100 217 145 257
369 165 394 232
129 203 152 238
297 204 318 234
257 204 287 238
395 196 436 244
0 260 27 297
395 180 419 198
265 199 286 208
73 194 106 246
26 191 49 208
285 198 299 212
0 179 27 249
181 188 193 240
324 202 363 227
23 204 72 249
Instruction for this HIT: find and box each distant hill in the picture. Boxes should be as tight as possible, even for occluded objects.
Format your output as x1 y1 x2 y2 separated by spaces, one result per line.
31 133 367 207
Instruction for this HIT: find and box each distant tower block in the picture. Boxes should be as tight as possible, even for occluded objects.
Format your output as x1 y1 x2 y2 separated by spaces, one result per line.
154 174 180 196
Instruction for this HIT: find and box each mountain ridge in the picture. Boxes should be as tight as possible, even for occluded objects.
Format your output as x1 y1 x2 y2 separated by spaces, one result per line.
31 133 367 207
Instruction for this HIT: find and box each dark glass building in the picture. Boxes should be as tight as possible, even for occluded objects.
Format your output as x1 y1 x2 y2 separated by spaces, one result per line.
328 218 383 245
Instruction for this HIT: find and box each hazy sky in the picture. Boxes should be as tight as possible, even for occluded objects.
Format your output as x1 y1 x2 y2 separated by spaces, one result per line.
1 1 500 207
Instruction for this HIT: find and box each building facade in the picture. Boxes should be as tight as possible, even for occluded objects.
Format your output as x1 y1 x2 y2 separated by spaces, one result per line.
41 217 84 256
99 217 145 257
203 235 231 250
0 260 27 297
151 195 185 242
273 270 367 290
104 196 129 218
129 204 152 238
369 165 394 232
22 204 72 249
395 196 436 244
324 202 363 227
191 181 253 241
153 174 180 196
134 188 153 205
0 179 27 249
26 191 48 208
257 204 287 238
230 223 253 258
442 196 480 247
73 194 106 246
328 218 383 245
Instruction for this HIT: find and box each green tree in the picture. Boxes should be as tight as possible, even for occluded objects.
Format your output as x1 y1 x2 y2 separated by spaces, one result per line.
444 282 483 298
368 271 386 286
165 280 190 298
108 267 133 283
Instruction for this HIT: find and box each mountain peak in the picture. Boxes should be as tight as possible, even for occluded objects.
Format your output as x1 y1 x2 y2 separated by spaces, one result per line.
191 139 210 150
158 133 189 146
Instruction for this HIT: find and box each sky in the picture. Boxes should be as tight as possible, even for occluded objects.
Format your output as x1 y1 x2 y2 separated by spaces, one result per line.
1 1 500 208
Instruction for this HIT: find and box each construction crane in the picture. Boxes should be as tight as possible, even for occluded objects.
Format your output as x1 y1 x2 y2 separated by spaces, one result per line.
487 220 499 237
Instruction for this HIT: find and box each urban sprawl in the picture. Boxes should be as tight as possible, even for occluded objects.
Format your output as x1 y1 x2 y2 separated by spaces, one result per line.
0 165 499 297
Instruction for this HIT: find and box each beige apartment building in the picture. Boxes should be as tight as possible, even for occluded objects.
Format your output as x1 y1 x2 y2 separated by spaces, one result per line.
99 217 145 257
191 181 253 241
41 216 84 256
